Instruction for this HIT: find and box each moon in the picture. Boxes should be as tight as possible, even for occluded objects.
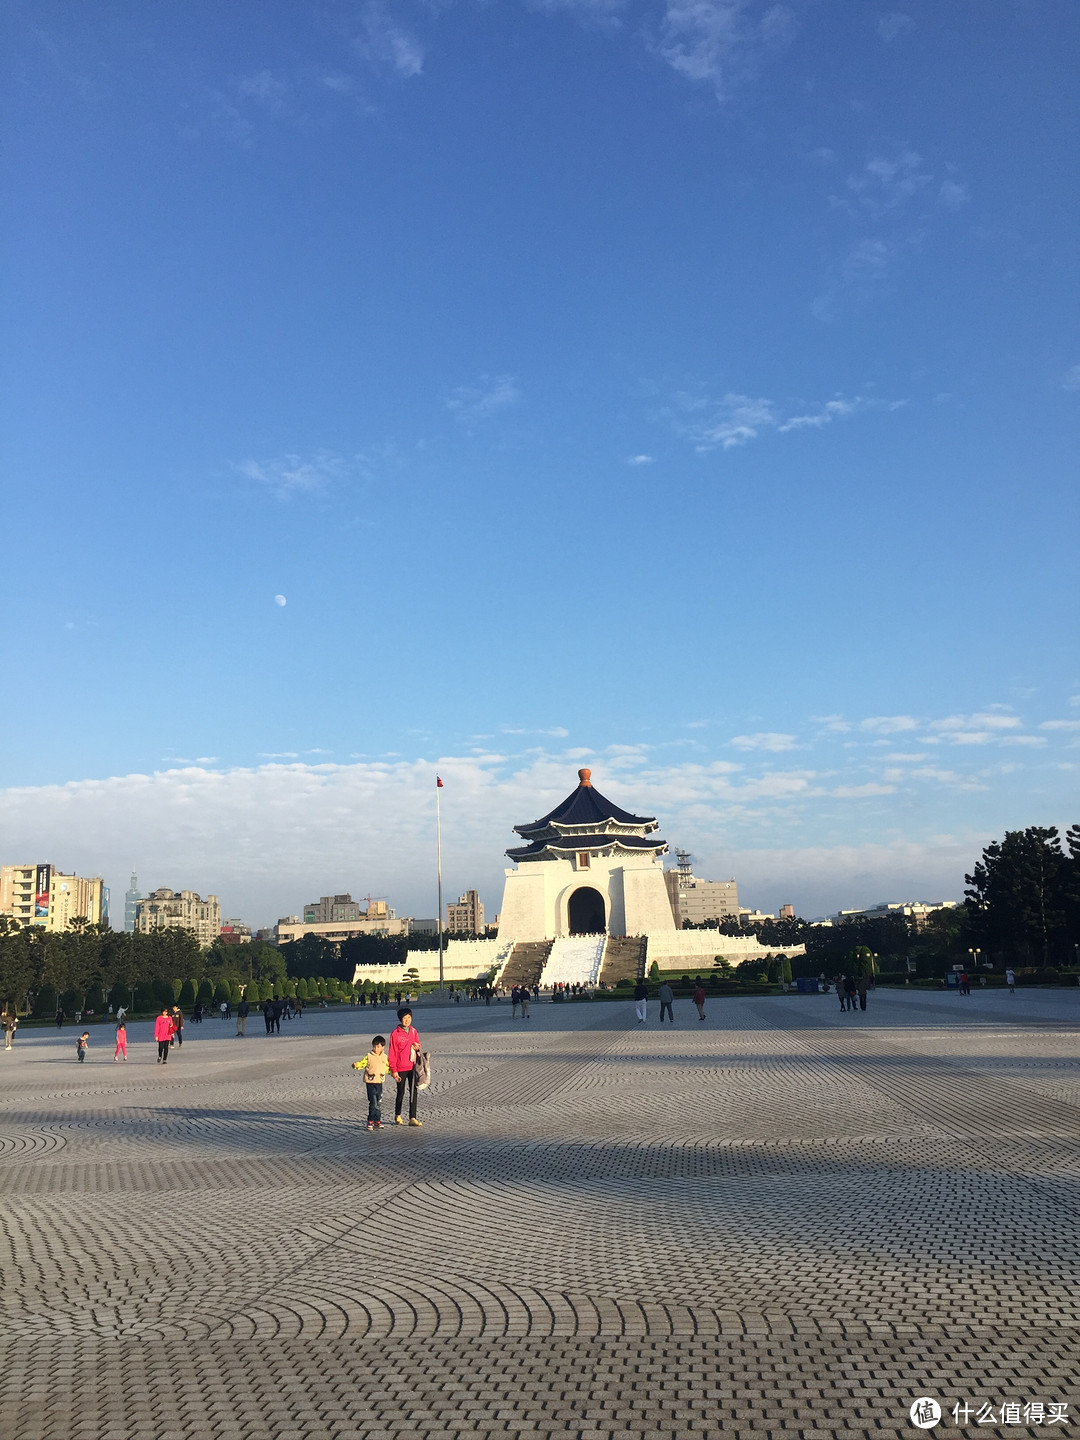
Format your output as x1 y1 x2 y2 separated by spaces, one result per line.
274 594 287 607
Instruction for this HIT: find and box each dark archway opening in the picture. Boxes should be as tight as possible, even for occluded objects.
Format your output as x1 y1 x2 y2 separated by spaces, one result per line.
568 886 606 935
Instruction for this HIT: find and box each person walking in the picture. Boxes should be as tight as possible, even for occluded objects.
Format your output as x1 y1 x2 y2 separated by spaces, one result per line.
236 995 249 1036
192 1000 203 1023
959 970 970 996
844 975 858 1013
170 1005 184 1047
388 1008 423 1126
354 1034 389 1130
834 975 847 1011
76 1030 90 1063
633 979 648 1024
262 998 274 1035
154 1006 176 1064
3 1007 17 1050
55 1005 65 1031
692 980 706 1022
658 981 674 1025
511 986 521 1020
520 987 531 1020
1006 967 1015 994
113 1016 128 1061
857 974 868 1012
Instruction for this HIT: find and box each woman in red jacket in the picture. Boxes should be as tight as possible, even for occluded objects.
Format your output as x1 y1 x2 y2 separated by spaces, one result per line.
154 1006 176 1064
388 1008 422 1126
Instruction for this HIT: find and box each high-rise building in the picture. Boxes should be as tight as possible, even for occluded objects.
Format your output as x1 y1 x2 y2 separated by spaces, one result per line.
663 852 739 928
0 863 108 931
446 889 484 934
124 872 141 933
303 894 362 923
135 888 221 948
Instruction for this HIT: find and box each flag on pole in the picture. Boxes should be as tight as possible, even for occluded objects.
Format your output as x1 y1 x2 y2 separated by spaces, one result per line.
436 775 444 788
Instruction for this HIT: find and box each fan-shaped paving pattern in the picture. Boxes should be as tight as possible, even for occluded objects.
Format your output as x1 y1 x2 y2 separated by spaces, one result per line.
1 989 1078 1438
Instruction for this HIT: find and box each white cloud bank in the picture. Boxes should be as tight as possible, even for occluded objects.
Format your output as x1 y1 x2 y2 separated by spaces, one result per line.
0 750 1002 928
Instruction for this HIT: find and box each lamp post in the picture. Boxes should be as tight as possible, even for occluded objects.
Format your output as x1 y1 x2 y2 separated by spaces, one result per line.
968 947 981 971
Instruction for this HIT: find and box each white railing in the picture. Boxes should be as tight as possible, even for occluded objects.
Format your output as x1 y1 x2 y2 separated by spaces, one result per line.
539 935 606 987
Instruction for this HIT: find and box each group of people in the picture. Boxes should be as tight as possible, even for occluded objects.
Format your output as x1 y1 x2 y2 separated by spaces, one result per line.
510 985 533 1018
353 1007 427 1130
634 979 708 1024
834 974 870 1012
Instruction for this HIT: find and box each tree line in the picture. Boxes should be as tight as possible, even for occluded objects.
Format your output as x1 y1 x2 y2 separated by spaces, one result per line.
699 824 1080 976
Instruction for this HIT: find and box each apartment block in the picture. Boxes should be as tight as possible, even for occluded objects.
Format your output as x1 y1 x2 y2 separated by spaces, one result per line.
664 857 739 929
135 888 221 948
0 863 108 931
446 889 484 934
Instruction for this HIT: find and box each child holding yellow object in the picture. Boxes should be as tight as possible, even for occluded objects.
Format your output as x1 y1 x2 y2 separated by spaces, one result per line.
353 1035 389 1130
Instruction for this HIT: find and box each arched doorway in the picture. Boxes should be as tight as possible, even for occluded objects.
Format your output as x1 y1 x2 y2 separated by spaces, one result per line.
568 886 606 935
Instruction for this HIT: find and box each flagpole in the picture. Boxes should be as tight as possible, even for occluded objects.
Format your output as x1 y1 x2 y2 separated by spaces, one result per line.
436 779 444 993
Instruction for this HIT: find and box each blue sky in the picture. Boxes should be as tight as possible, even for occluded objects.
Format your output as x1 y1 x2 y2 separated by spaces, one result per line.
2 0 1078 925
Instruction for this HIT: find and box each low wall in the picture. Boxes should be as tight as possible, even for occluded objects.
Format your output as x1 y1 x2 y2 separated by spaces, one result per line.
645 932 805 968
351 937 505 986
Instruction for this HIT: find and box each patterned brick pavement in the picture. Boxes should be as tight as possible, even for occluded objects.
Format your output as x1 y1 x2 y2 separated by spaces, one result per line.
1 989 1077 1439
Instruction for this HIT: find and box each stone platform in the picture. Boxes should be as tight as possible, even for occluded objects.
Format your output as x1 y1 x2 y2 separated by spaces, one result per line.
1 989 1077 1439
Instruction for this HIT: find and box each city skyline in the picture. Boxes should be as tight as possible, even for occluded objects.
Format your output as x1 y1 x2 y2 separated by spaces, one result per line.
3 3 1077 924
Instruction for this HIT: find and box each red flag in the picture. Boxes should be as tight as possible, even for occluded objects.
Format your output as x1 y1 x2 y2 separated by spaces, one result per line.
436 775 444 788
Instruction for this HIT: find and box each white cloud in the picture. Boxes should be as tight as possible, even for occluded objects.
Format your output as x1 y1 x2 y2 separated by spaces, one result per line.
664 388 902 452
859 715 919 734
500 726 570 738
238 450 348 499
845 150 932 222
1062 365 1080 392
930 711 1023 742
1039 719 1080 731
878 12 913 41
0 747 1020 925
1000 735 1046 747
938 178 970 209
729 732 798 751
238 70 289 107
910 767 987 791
446 375 521 428
627 454 655 465
354 1 424 77
656 0 797 97
258 751 299 759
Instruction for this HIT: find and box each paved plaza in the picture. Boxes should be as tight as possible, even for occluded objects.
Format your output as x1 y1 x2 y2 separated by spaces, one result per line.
1 989 1077 1440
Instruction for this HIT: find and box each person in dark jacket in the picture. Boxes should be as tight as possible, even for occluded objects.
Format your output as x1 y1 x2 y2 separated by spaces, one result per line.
236 996 250 1037
263 998 274 1034
633 980 648 1024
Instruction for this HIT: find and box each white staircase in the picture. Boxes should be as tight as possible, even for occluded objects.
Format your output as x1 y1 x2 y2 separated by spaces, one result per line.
539 935 607 988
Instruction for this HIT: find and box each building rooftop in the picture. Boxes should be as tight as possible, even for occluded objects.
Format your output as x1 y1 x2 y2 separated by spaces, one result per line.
513 768 659 838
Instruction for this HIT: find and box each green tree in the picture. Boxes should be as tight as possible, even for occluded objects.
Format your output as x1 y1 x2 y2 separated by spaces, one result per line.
966 826 1068 965
229 979 243 1006
295 977 309 1001
178 979 197 1007
213 980 232 1009
246 979 262 1003
33 983 58 1019
648 960 660 980
198 978 214 1006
